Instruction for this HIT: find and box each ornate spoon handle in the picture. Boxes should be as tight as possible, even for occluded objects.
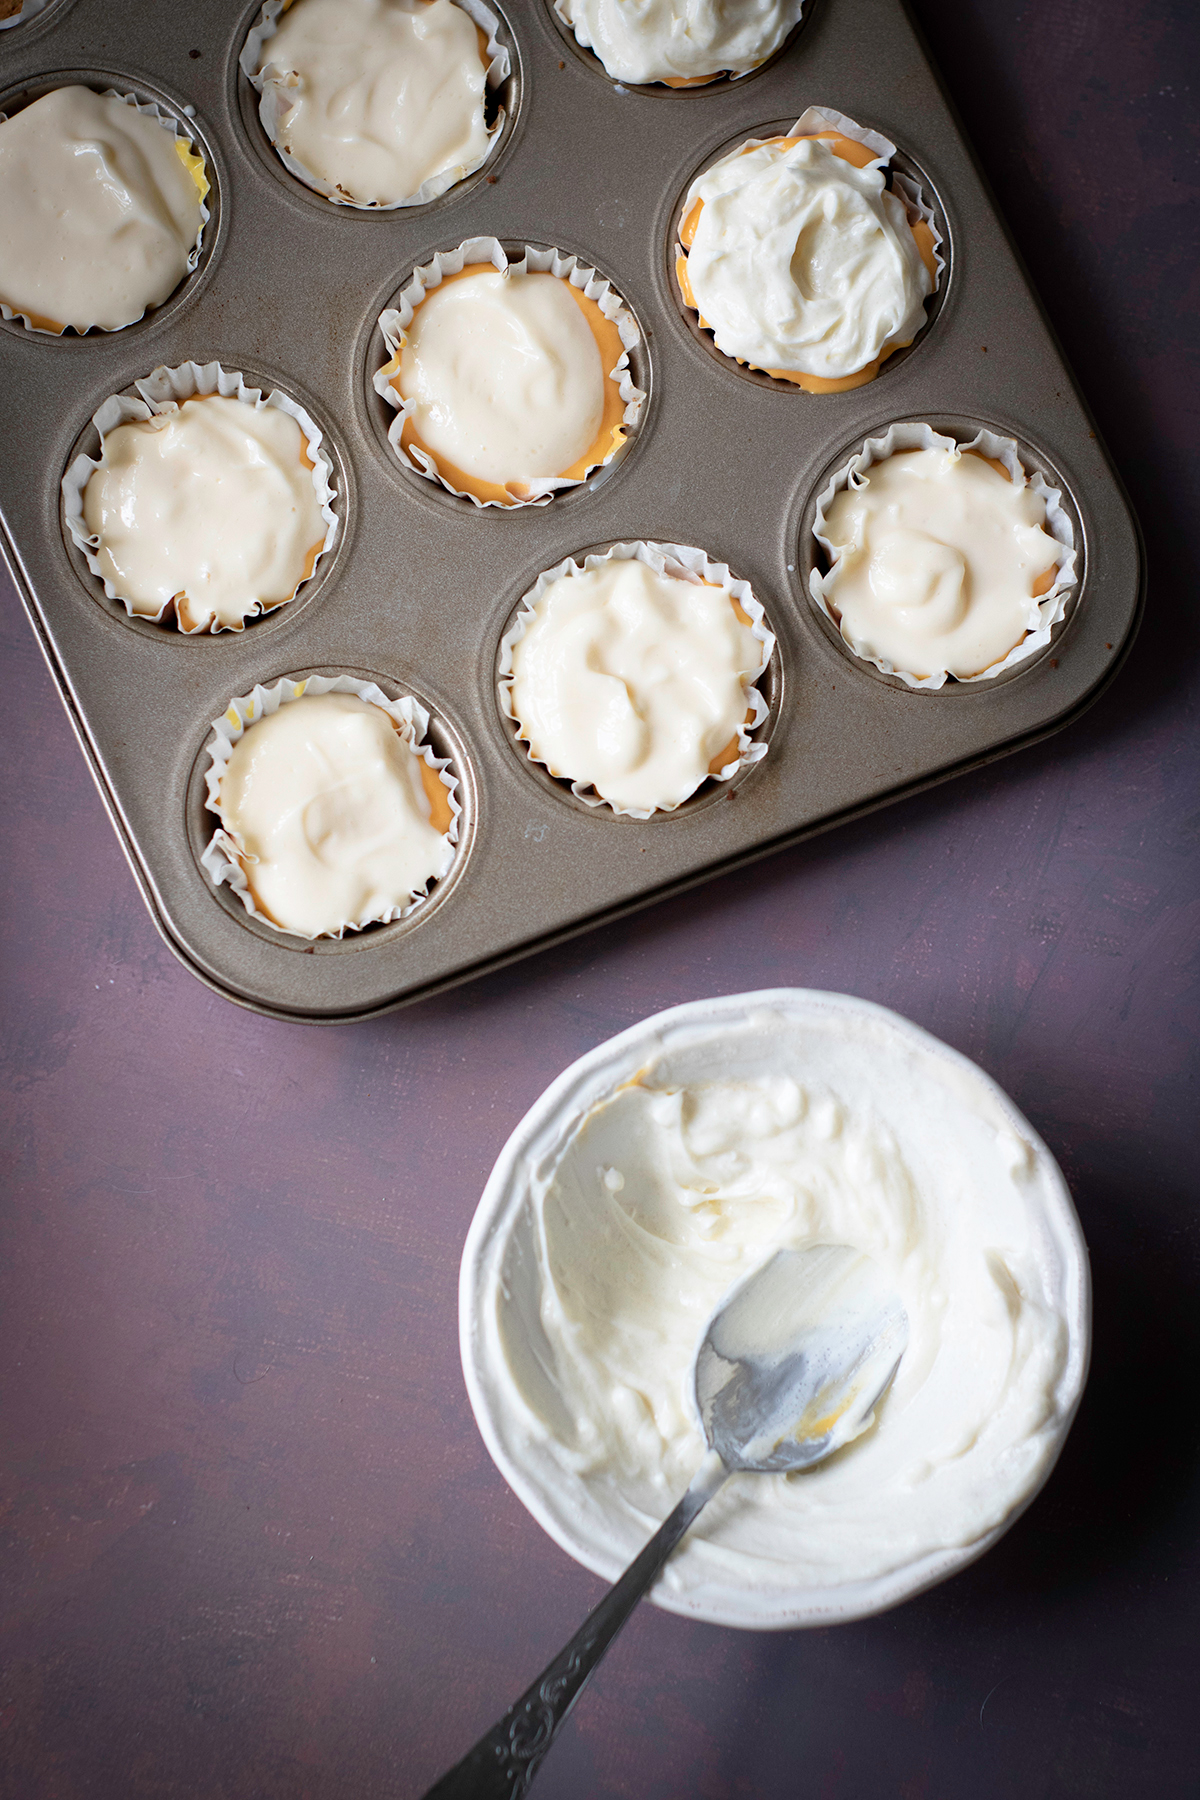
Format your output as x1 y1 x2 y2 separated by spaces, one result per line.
422 1453 728 1799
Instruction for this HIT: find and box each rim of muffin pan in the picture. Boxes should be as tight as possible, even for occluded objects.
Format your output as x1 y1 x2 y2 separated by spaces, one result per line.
489 541 784 823
789 413 1089 695
357 242 655 519
662 120 953 395
184 666 476 952
0 68 225 344
541 0 814 98
229 0 524 222
57 363 352 643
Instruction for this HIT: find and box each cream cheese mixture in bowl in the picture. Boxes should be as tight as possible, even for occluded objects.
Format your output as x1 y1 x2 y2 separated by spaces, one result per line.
461 991 1089 1629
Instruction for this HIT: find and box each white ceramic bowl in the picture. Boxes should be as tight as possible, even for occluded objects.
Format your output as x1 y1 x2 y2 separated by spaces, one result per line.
459 990 1090 1630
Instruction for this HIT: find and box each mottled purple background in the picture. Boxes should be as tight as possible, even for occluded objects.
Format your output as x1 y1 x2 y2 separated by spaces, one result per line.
2 1 1198 1796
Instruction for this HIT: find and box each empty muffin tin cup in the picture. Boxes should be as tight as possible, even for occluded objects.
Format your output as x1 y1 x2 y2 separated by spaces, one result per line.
240 0 511 209
372 236 647 508
201 674 462 939
809 421 1079 688
0 87 210 335
498 539 775 817
60 360 339 634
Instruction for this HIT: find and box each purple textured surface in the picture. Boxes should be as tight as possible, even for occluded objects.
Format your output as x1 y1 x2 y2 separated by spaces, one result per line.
1 1 1198 1796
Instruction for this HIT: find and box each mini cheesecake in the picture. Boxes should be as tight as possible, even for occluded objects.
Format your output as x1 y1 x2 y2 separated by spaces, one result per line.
817 444 1067 681
677 129 936 391
380 264 633 505
248 0 497 206
214 691 456 937
0 86 207 333
505 548 772 814
82 394 328 633
554 0 804 86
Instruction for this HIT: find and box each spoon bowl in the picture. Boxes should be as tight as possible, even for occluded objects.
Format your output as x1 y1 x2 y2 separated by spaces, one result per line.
697 1243 910 1474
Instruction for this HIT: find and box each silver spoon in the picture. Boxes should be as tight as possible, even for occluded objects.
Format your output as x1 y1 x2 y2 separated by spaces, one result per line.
424 1244 909 1798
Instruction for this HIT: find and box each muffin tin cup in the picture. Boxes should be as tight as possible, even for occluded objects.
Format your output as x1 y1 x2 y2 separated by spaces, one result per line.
373 236 647 508
497 540 775 818
673 106 945 390
239 0 511 210
0 87 210 336
59 360 340 634
809 421 1078 690
201 673 462 940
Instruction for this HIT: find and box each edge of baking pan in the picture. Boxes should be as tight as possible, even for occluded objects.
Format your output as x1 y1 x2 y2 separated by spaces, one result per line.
0 525 178 943
899 0 1136 528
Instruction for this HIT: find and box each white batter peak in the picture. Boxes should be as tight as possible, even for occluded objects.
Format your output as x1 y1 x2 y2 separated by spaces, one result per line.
0 86 205 333
217 693 455 937
555 0 804 85
255 0 492 206
507 556 766 814
682 136 931 381
395 269 608 491
818 447 1063 680
83 396 328 633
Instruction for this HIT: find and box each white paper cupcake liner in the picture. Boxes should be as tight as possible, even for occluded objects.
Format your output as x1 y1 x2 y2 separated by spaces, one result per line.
374 237 647 509
498 541 775 818
0 89 210 334
240 0 510 209
677 107 945 373
809 422 1079 690
552 0 805 87
60 361 340 635
201 674 462 940
0 0 54 28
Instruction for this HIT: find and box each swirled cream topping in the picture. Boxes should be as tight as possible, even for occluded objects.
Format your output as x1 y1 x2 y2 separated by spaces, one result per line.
392 268 622 501
506 556 765 813
217 694 455 936
256 0 492 205
82 397 328 633
484 1022 1072 1598
681 136 932 382
818 447 1063 680
0 86 205 333
555 0 803 84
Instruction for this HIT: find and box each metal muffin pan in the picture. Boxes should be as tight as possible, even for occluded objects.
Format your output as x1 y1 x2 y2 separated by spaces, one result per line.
0 0 1144 1022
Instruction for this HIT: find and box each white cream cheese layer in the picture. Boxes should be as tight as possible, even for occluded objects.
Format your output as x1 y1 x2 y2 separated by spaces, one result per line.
507 558 764 813
485 1025 1072 1597
0 87 204 333
819 447 1062 680
218 693 454 936
684 137 931 379
257 0 491 206
396 270 606 487
82 396 327 632
556 0 803 84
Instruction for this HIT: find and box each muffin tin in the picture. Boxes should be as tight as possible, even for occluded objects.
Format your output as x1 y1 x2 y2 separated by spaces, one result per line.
0 0 1144 1022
